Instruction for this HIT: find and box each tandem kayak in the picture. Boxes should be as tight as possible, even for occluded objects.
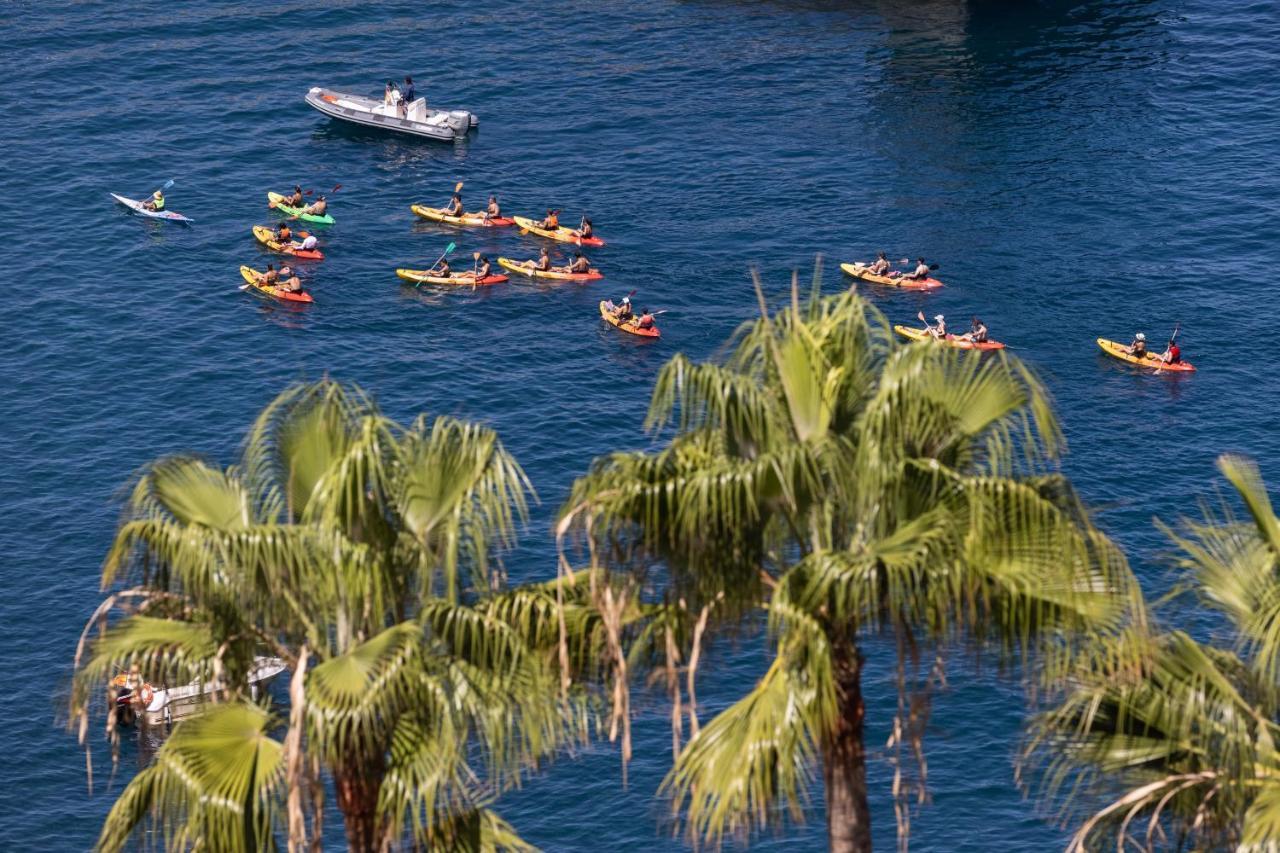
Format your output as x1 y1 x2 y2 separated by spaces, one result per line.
513 216 606 247
498 257 603 281
252 226 324 260
600 300 660 338
893 325 1005 351
1097 338 1195 372
840 262 942 290
239 265 313 303
111 193 193 223
410 204 514 228
267 192 335 224
395 268 508 287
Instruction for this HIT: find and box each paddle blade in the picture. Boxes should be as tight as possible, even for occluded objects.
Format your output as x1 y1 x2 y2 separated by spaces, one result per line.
445 241 456 254
162 179 175 190
455 181 464 192
332 184 342 193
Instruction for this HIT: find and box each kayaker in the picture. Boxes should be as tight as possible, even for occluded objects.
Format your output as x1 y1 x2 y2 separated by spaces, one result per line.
1125 332 1148 358
957 317 988 343
275 222 292 243
927 314 947 339
278 266 303 293
867 252 891 276
563 252 592 274
636 309 656 330
538 209 560 231
428 257 452 277
443 192 464 217
141 190 165 212
303 196 327 217
576 216 594 240
480 195 501 223
904 257 931 281
614 296 634 322
257 263 279 286
284 186 304 207
1160 338 1182 365
473 255 492 280
521 247 553 272
297 234 318 252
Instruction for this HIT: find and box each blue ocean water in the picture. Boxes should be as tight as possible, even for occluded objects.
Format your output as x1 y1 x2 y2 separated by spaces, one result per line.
2 0 1278 848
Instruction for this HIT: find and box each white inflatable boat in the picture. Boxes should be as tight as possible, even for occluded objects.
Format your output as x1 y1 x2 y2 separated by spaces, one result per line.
304 87 478 142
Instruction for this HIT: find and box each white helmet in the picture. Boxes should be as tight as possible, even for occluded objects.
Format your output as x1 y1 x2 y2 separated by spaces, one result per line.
1135 332 1146 341
934 315 944 323
622 296 631 304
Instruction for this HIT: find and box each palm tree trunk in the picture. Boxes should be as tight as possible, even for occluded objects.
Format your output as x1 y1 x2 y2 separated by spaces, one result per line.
334 757 384 852
824 636 871 853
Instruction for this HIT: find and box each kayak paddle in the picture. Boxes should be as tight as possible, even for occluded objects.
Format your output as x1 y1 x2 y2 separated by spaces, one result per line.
415 241 457 286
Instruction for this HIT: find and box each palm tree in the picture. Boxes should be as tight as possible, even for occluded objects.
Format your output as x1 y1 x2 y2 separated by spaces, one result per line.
1026 455 1280 851
563 271 1136 851
72 381 597 852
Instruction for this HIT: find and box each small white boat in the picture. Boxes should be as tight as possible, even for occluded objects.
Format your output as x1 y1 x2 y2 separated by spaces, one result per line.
111 192 193 223
304 86 477 142
113 656 287 726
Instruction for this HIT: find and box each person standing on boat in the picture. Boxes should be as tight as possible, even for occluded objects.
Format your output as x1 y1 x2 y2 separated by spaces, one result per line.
400 76 416 118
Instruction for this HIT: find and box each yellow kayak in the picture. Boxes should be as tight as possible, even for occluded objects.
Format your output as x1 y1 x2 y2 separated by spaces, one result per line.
251 225 323 259
1097 338 1195 372
600 300 659 337
841 262 943 290
497 257 603 281
410 204 514 227
893 325 1005 350
239 265 313 303
395 268 509 287
513 216 606 247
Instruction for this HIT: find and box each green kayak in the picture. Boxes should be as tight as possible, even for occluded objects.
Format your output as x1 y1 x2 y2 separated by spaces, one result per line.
267 191 335 224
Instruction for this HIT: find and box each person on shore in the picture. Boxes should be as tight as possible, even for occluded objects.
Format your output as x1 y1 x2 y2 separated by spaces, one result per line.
443 192 463 217
957 317 988 343
927 314 947 339
563 251 592 274
302 196 327 217
538 209 560 231
867 252 891 276
522 247 553 272
636 308 656 330
1125 332 1148 358
283 185 304 207
481 195 501 223
575 216 594 240
904 257 931 281
274 222 292 243
141 190 164 211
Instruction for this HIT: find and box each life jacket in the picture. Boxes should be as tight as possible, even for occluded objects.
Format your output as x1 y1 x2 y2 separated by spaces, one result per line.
1168 344 1181 363
545 214 558 229
153 195 165 210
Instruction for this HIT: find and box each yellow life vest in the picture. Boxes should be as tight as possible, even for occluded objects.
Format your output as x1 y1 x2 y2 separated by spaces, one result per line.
153 194 165 210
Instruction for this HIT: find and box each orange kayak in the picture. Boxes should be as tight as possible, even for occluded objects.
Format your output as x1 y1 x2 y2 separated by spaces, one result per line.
395 268 508 287
841 262 943 290
410 204 514 227
240 265 313 303
600 300 659 337
1097 338 1195 372
498 257 603 281
894 325 1005 351
252 226 323 260
513 216 606 247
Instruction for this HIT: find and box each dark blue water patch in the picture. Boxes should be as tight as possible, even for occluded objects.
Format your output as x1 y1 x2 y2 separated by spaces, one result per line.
3 0 1279 848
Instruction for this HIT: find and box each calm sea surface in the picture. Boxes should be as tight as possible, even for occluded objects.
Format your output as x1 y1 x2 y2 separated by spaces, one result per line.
3 0 1278 848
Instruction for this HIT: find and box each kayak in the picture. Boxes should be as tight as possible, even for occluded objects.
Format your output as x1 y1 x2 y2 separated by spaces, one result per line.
893 325 1005 351
513 216 606 247
410 204 514 227
840 262 943 290
600 300 660 338
498 257 603 281
252 225 324 260
395 268 508 287
1097 338 1195 372
111 193 193 223
240 265 313 303
267 191 335 225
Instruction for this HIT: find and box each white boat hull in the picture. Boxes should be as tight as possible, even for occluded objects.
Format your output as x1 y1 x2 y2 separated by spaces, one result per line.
142 656 287 726
304 87 477 142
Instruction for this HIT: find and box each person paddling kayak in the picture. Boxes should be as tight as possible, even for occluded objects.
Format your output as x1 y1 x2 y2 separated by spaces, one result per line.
141 190 165 212
256 263 280 286
636 308 656 330
901 257 931 281
296 233 319 252
957 317 988 344
575 216 594 240
274 222 292 243
613 296 634 322
302 196 327 217
1125 332 1148 358
925 314 947 339
443 192 463 217
563 251 592 275
520 247 553 272
481 195 502 223
1160 337 1182 365
276 265 304 293
472 255 492 280
537 209 560 231
283 185 304 208
866 252 891 276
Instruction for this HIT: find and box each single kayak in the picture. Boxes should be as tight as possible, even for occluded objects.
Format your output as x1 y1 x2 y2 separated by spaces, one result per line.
600 300 660 338
267 191 335 225
240 265 314 303
252 225 324 260
841 262 942 290
498 257 604 281
111 193 193 223
410 204 514 228
894 325 1005 351
395 268 508 287
513 216 606 247
1097 338 1195 372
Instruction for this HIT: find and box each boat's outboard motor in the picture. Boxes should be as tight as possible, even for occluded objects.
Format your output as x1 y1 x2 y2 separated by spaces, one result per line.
448 111 472 135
